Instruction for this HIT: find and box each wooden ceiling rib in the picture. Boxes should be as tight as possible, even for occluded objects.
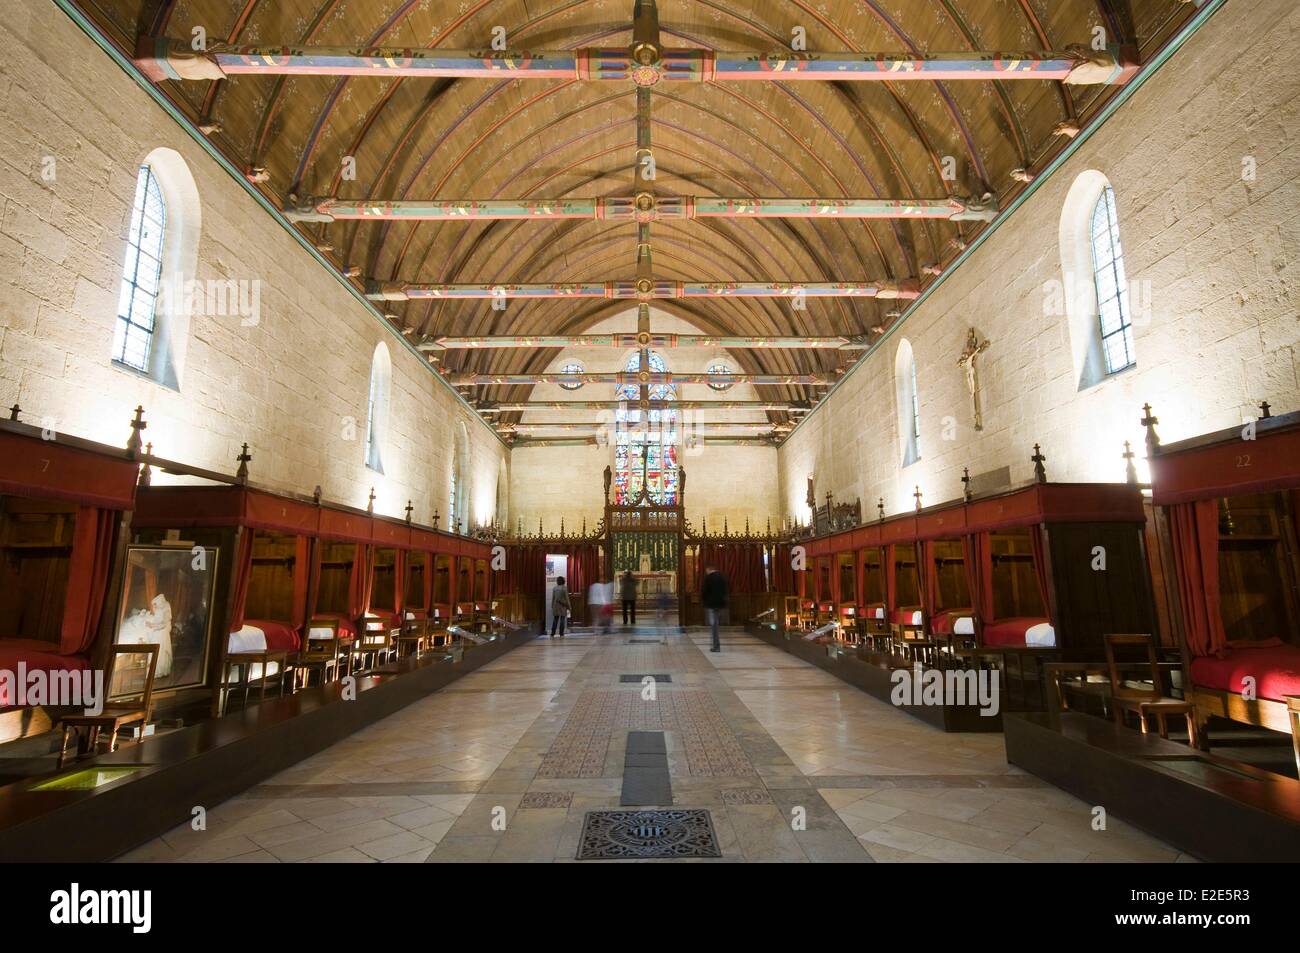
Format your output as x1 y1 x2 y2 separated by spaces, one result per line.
81 0 1195 424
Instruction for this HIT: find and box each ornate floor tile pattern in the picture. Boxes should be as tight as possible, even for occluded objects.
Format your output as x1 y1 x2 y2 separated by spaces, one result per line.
576 809 722 860
520 791 574 809
120 625 1188 863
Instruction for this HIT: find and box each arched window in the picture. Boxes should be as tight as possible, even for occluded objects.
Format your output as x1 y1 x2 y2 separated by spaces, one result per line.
113 165 166 373
365 342 391 474
1090 185 1135 374
559 361 585 390
894 338 921 468
706 362 734 391
1060 171 1136 389
449 422 470 532
495 457 509 527
112 148 200 388
614 350 678 505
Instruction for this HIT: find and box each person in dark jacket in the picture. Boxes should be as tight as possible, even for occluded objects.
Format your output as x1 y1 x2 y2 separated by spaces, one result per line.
550 577 570 638
621 570 638 626
701 565 728 653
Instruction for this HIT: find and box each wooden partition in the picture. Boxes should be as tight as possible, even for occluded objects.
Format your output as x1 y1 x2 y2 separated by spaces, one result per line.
990 530 1047 621
245 531 298 622
0 497 77 644
404 551 427 614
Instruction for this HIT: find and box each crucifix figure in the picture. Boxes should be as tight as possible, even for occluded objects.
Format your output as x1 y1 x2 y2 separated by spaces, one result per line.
956 327 991 432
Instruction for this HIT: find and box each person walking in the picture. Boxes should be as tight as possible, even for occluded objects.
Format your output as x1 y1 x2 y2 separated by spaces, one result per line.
550 577 570 638
589 577 612 635
621 569 638 627
702 565 729 653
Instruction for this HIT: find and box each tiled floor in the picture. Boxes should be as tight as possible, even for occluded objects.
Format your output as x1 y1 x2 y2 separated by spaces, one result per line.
119 628 1194 863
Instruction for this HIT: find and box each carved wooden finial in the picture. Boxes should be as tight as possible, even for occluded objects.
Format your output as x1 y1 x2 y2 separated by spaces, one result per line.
126 405 147 456
404 500 414 524
313 485 322 504
367 487 376 513
877 497 885 521
1259 400 1272 419
433 509 441 530
961 467 972 503
582 517 587 536
723 516 729 537
1140 403 1160 455
138 442 153 487
913 486 923 513
7 404 19 421
235 443 252 483
1031 444 1047 484
560 516 565 537
1121 441 1138 485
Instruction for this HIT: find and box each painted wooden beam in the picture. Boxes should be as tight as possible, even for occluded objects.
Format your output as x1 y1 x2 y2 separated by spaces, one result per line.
285 194 997 223
478 400 809 411
420 333 870 350
446 372 833 385
498 421 789 432
368 279 920 300
136 39 1137 86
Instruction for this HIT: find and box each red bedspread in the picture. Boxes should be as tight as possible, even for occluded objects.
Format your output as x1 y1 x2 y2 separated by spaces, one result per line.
890 607 922 626
0 640 88 707
981 617 1050 648
310 613 357 640
237 620 301 652
1189 644 1300 703
930 609 972 636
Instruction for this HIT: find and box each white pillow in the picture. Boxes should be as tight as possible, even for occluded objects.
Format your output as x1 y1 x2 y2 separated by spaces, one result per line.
1026 622 1056 647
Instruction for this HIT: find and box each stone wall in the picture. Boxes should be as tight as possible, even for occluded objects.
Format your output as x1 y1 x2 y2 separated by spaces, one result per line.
0 3 506 527
778 0 1300 522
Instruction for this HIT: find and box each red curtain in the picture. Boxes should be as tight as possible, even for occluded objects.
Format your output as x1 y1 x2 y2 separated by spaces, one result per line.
963 532 993 624
59 507 115 656
1169 499 1226 657
348 543 373 619
1028 526 1055 621
772 544 794 593
392 550 407 616
226 528 256 633
291 536 310 629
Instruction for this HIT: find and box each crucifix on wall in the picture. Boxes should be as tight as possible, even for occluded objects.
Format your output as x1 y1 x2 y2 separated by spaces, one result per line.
956 327 991 432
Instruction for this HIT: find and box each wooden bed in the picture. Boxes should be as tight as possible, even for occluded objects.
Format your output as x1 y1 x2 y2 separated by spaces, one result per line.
0 421 137 739
1148 407 1300 752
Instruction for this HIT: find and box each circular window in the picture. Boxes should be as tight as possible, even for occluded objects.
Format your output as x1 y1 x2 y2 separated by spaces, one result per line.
559 361 585 390
706 363 734 391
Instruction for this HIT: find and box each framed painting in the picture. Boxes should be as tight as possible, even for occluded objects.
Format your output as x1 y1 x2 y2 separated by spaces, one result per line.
112 544 220 697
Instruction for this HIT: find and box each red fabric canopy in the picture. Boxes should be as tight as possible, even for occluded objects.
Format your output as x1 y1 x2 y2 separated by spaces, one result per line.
59 506 116 655
0 431 138 510
1169 499 1226 657
1152 420 1300 505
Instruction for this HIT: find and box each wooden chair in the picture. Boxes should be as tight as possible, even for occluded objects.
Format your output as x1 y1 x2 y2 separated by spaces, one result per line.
297 617 345 687
1103 634 1197 745
394 616 430 657
354 614 397 670
782 596 801 631
1286 696 1300 777
58 644 158 768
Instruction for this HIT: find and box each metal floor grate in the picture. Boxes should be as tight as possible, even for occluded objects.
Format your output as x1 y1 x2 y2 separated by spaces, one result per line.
576 809 721 860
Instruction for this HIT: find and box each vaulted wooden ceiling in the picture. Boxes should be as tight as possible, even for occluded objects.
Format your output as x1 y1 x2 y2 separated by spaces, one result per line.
81 0 1195 423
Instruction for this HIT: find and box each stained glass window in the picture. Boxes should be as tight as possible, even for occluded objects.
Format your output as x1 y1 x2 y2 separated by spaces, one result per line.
614 350 678 505
113 165 166 372
1090 186 1135 375
559 361 585 390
